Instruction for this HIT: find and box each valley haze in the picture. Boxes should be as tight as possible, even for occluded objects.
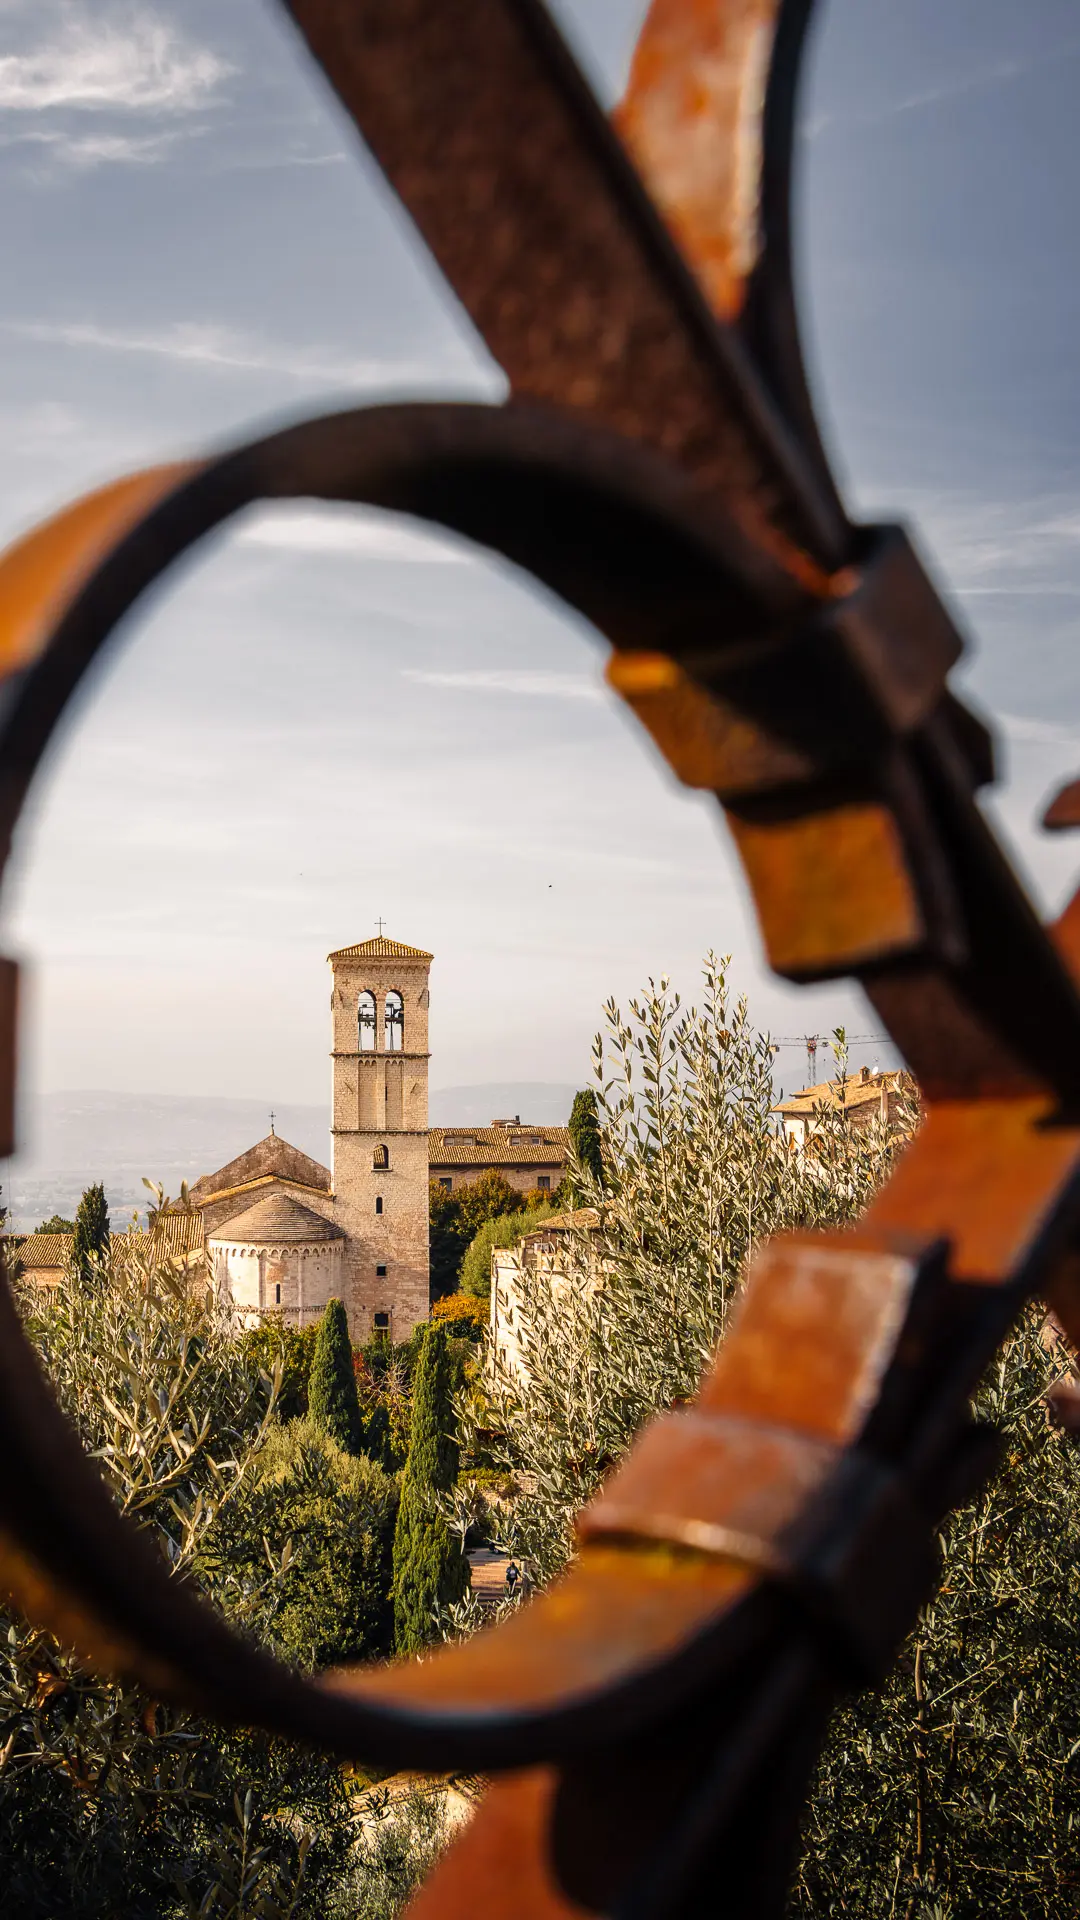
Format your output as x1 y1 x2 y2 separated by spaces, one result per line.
2 1084 577 1233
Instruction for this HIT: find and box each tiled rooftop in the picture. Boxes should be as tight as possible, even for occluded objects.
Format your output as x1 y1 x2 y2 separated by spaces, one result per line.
774 1068 910 1117
429 1124 570 1168
209 1191 344 1245
190 1134 331 1206
9 1232 71 1270
327 936 433 962
9 1208 206 1274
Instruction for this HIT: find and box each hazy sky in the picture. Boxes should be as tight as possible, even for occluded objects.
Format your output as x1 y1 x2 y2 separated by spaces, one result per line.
1 0 1079 1137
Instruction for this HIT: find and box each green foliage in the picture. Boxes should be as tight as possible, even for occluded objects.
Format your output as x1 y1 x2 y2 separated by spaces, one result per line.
428 1180 465 1301
392 1324 468 1652
207 1418 398 1670
792 1312 1080 1917
459 1203 556 1304
356 1337 423 1472
235 1317 318 1422
479 957 914 1579
308 1297 364 1455
429 1170 524 1299
71 1180 109 1286
34 1213 74 1234
1 1228 357 1917
567 1086 604 1195
345 1783 453 1920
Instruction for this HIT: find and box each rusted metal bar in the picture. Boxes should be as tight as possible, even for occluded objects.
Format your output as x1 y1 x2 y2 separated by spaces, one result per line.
0 1 1074 1914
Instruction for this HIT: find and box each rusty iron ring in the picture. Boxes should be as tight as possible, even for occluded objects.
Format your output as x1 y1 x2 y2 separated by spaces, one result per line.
0 393 1002 1773
0 393 834 1772
4 0 1080 1911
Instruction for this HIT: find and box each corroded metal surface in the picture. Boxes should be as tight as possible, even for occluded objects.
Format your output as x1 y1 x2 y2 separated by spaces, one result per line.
0 2 1075 1914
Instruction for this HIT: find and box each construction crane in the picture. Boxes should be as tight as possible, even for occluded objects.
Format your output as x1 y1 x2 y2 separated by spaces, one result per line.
771 1034 889 1087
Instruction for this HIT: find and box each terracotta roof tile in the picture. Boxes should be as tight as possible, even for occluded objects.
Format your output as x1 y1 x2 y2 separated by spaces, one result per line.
429 1125 570 1169
7 1210 206 1275
327 936 433 962
774 1070 910 1118
520 1207 599 1241
208 1192 345 1245
190 1134 331 1205
9 1232 70 1270
148 1210 206 1258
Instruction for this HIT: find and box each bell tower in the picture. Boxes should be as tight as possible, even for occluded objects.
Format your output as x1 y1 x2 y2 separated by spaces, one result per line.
327 933 432 1340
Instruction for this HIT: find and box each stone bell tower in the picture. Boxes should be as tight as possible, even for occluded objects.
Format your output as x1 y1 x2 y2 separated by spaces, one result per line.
327 933 432 1340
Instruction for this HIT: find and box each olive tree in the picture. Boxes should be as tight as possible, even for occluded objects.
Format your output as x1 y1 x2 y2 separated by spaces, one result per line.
792 1311 1080 1918
0 1225 357 1918
478 956 912 1578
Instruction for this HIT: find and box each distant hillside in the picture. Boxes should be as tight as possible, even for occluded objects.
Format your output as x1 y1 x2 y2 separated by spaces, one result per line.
3 1092 328 1233
2 1083 580 1232
428 1083 577 1127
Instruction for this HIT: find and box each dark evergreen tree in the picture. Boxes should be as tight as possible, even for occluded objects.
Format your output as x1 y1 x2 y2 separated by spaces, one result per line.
392 1323 468 1652
307 1299 364 1456
71 1183 109 1286
568 1087 604 1195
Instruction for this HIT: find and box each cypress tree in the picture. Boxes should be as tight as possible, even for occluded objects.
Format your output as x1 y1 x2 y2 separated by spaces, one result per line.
72 1182 110 1286
308 1299 364 1456
392 1323 468 1653
568 1088 604 1195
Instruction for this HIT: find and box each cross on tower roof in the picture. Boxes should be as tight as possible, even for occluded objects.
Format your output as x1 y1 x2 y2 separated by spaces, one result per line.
269 1110 276 1136
375 917 386 936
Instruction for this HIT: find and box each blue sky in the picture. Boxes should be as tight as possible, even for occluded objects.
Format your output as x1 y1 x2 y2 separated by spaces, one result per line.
0 0 1079 1134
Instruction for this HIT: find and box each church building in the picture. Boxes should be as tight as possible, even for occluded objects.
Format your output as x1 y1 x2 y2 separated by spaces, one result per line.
191 935 433 1343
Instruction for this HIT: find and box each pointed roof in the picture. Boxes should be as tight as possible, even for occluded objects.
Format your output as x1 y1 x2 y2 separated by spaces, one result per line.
207 1191 344 1245
189 1133 331 1206
327 936 433 963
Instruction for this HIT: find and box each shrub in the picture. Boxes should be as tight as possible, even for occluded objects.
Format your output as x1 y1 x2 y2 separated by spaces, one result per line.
459 1204 556 1304
355 1340 416 1470
208 1417 398 1669
236 1316 318 1421
431 1293 487 1338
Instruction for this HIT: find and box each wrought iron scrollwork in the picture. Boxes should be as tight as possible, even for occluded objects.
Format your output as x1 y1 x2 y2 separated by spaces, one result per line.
1 3 1079 1913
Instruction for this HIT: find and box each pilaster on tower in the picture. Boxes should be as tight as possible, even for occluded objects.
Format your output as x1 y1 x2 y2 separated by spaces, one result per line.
326 934 433 1342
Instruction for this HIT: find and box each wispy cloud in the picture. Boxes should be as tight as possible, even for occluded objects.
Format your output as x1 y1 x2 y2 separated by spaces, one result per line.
807 36 1080 139
0 123 189 168
239 509 470 567
0 6 229 114
907 490 1080 601
402 669 604 701
1 317 450 388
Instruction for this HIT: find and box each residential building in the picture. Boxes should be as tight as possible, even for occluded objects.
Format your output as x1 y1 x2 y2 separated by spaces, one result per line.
773 1066 915 1149
490 1207 599 1383
429 1120 569 1198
